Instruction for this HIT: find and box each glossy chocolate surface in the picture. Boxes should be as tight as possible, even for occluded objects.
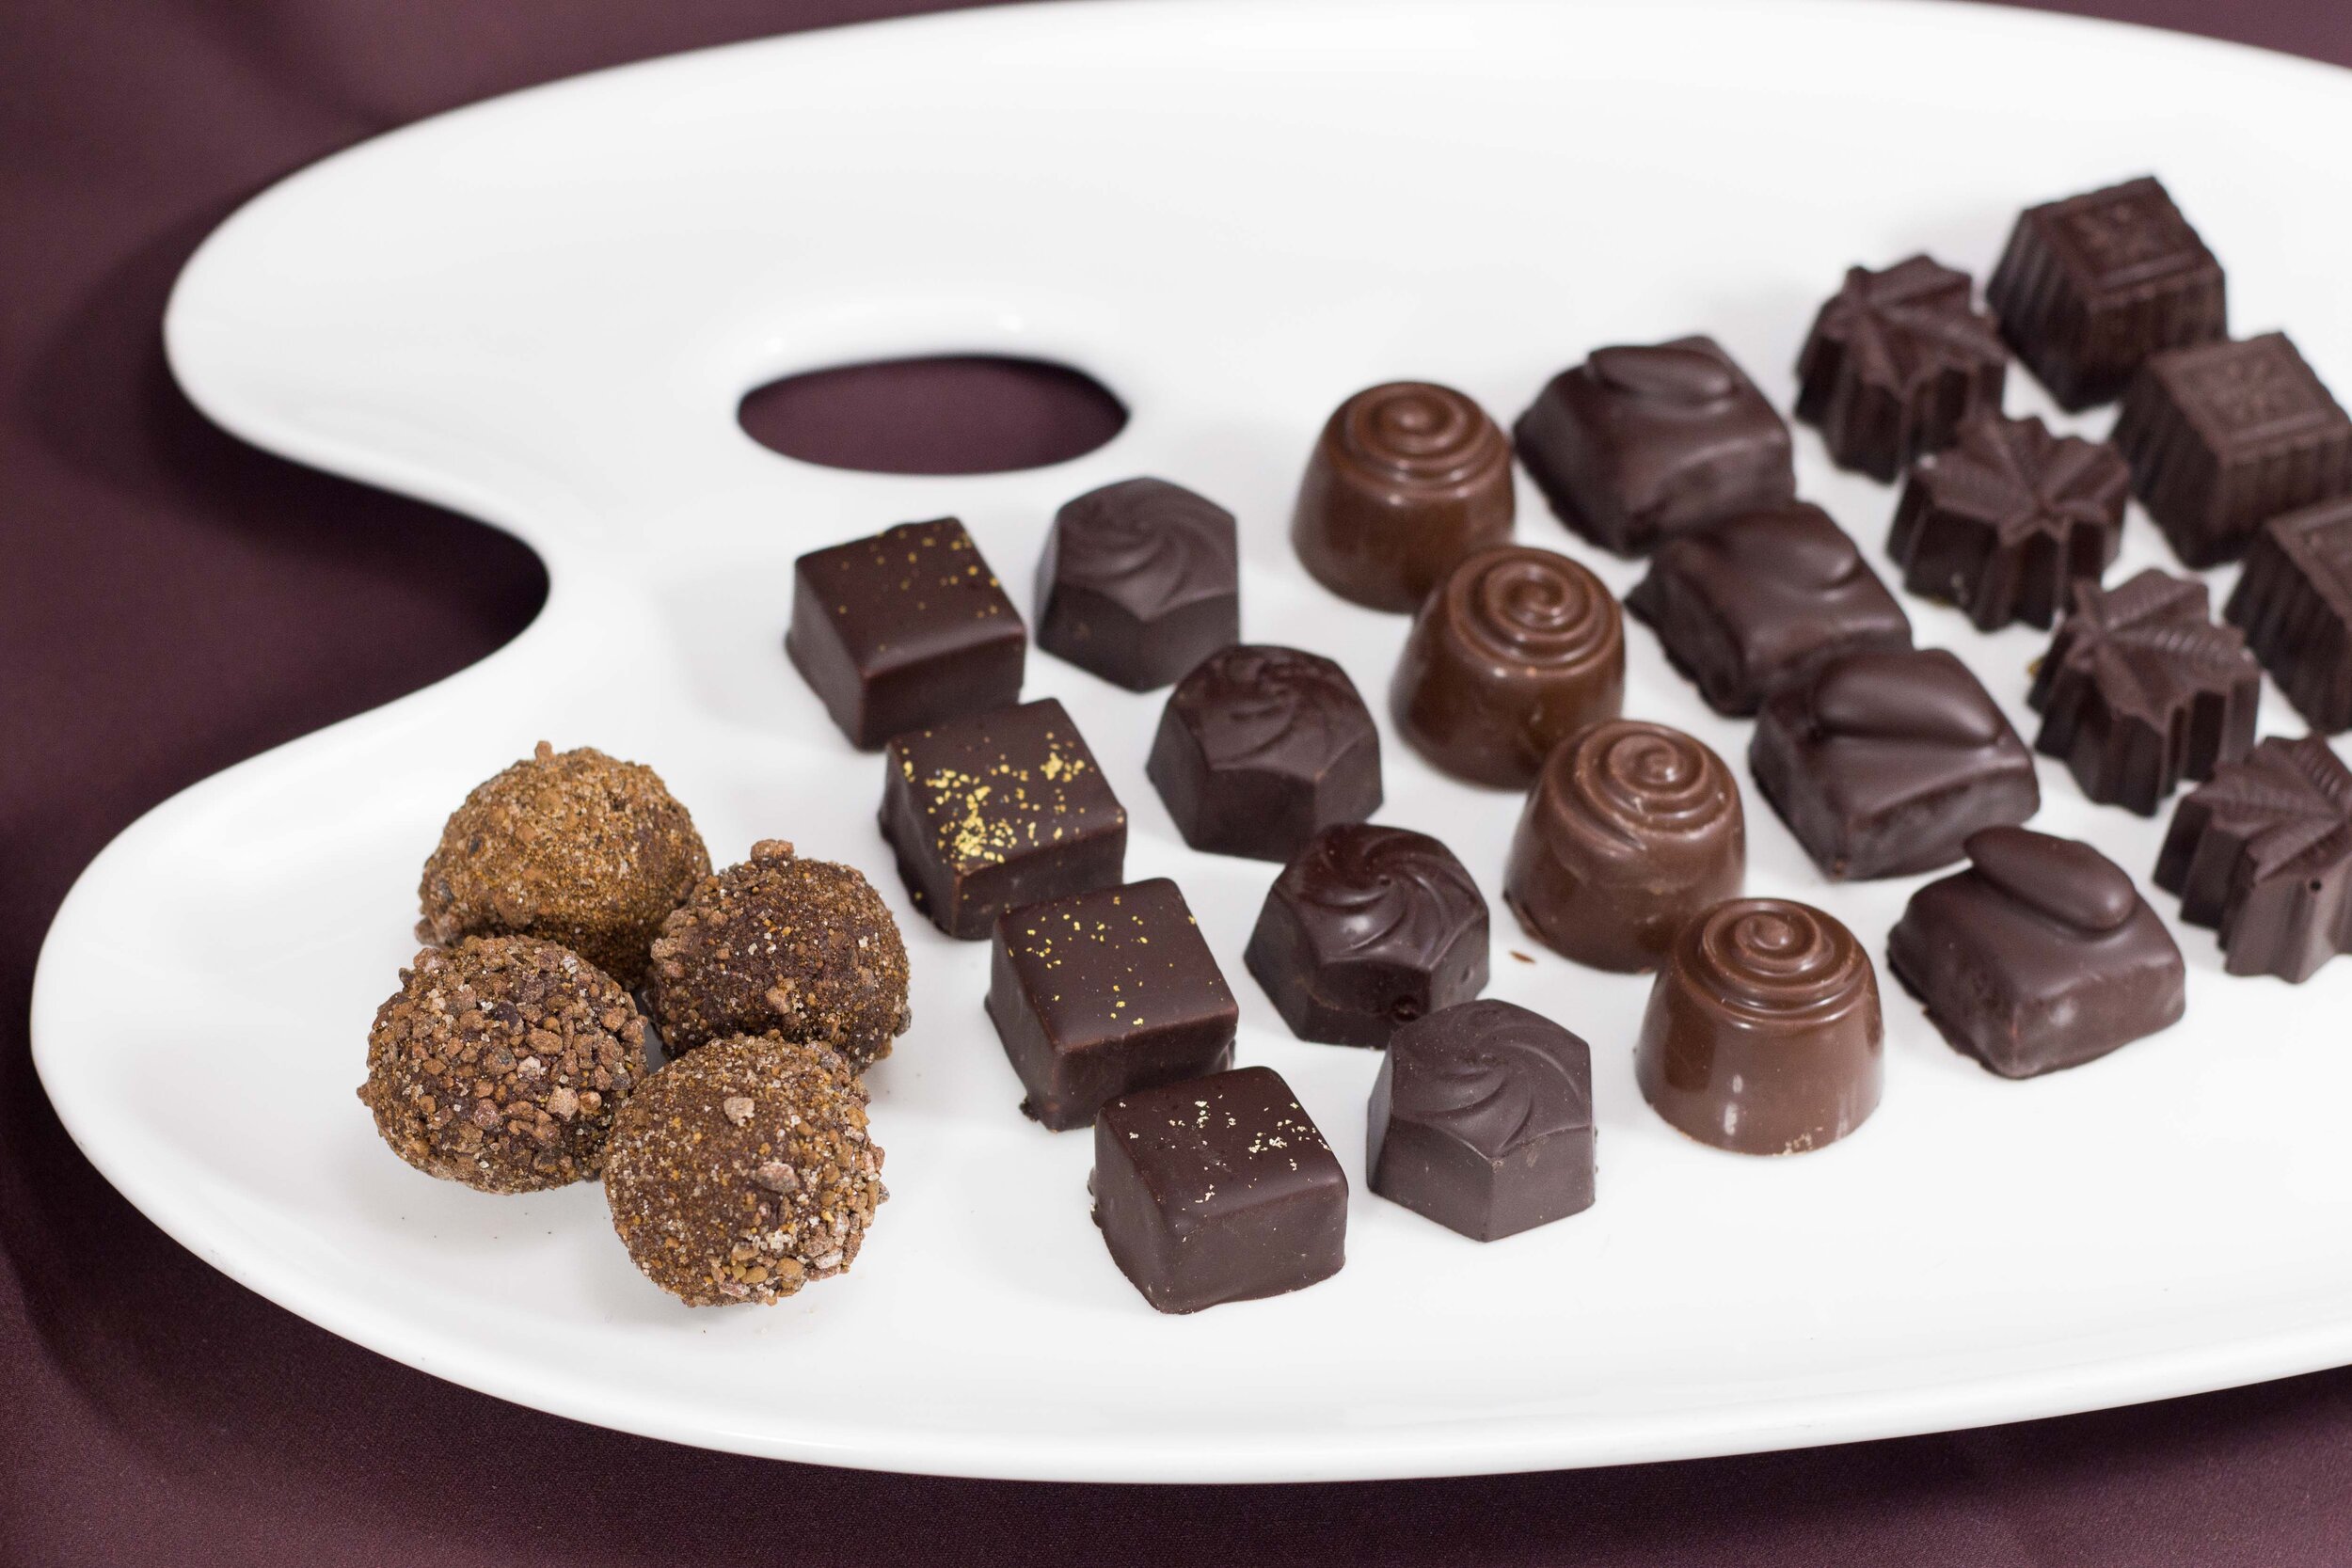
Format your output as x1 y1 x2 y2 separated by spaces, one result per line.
1034 477 1239 691
1751 648 2040 879
1389 545 1625 788
1888 827 2185 1079
1091 1066 1346 1314
2228 498 2352 734
986 878 1237 1131
1987 177 2228 411
2113 332 2352 567
1366 1000 1594 1242
1504 719 1744 973
1626 500 1912 717
787 517 1025 749
1512 335 1796 557
1290 381 1515 611
1244 824 1488 1048
1147 644 1382 863
878 697 1125 939
2156 735 2352 983
1637 898 1883 1156
2029 569 2259 815
1795 255 2009 482
1887 412 2131 630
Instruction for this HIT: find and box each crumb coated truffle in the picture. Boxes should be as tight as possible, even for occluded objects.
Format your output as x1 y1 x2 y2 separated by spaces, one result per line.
603 1034 887 1306
645 840 911 1067
418 742 711 989
358 935 647 1193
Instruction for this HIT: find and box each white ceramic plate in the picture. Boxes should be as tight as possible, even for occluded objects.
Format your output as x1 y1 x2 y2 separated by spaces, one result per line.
34 0 2352 1483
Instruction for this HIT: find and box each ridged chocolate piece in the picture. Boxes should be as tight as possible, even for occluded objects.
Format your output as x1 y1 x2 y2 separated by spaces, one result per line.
1986 177 2227 411
2226 499 2352 733
1389 545 1625 788
1627 500 1911 716
1794 255 2009 482
1147 644 1382 862
1887 412 2130 630
1512 335 1796 556
1888 827 2185 1079
1366 1000 1595 1242
1244 824 1489 1048
2155 735 2352 983
2112 333 2352 567
2028 569 2260 815
1034 478 1239 691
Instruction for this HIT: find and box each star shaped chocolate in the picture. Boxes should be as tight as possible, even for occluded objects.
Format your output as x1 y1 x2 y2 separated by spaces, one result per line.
2155 735 2352 981
2029 569 2259 815
1795 255 2009 481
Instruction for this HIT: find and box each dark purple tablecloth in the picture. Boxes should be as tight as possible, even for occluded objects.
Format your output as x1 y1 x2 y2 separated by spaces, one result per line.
8 2 2352 1562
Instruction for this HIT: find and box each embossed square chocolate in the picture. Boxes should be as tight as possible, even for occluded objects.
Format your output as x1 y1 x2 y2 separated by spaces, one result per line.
2113 332 2352 566
1513 335 1795 557
2228 498 2352 734
1987 177 2227 410
878 697 1125 939
986 878 1237 1131
787 517 1026 749
1034 478 1239 691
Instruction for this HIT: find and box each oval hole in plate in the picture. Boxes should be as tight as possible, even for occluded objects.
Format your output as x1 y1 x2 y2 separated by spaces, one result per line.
739 355 1127 475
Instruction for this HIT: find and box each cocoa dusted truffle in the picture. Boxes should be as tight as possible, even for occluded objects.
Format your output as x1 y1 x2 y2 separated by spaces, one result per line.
603 1034 886 1307
646 841 911 1066
358 935 646 1194
418 742 710 990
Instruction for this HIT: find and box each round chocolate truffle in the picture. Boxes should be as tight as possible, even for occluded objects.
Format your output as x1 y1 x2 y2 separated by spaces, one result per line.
1290 382 1515 612
418 741 710 989
1504 719 1743 972
358 935 647 1194
646 840 911 1066
1635 898 1882 1156
603 1034 886 1306
1390 545 1626 788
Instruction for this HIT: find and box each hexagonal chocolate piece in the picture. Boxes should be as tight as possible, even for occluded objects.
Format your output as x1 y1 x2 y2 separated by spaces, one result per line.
1033 478 1240 691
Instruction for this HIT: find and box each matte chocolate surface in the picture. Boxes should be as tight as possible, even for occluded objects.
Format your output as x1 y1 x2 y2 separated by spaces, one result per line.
1751 648 2040 880
1637 898 1883 1156
878 697 1126 939
986 878 1237 1131
787 517 1025 749
1245 824 1488 1048
1512 335 1796 557
1034 478 1239 691
1290 381 1515 611
2228 498 2352 733
1987 176 2228 411
1091 1065 1346 1314
1148 644 1382 862
1626 500 1912 717
1795 255 2009 482
1366 1000 1594 1243
1390 545 1625 788
1888 827 2185 1079
1504 719 1744 973
1887 412 2131 630
2156 734 2352 982
2112 332 2352 567
2029 569 2259 815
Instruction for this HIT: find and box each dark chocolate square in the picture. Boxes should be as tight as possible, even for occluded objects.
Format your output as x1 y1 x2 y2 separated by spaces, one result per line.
1090 1066 1346 1314
986 878 1238 1131
878 697 1125 939
2228 498 2352 733
787 517 1026 748
1034 478 1240 691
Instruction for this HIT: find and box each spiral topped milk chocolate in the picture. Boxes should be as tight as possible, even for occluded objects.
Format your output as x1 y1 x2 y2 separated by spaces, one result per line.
1389 545 1625 788
1504 720 1743 973
1636 897 1883 1155
1291 381 1516 611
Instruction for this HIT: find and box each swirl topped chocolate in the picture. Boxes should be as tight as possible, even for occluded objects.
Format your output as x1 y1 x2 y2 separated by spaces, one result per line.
2156 735 2352 982
1795 256 2009 482
1637 898 1883 1155
1034 478 1239 691
1504 720 1744 973
1389 545 1625 788
1290 381 1515 611
1245 824 1489 1048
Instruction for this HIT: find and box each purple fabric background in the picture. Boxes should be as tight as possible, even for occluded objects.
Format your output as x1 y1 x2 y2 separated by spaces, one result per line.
8 2 2352 1562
